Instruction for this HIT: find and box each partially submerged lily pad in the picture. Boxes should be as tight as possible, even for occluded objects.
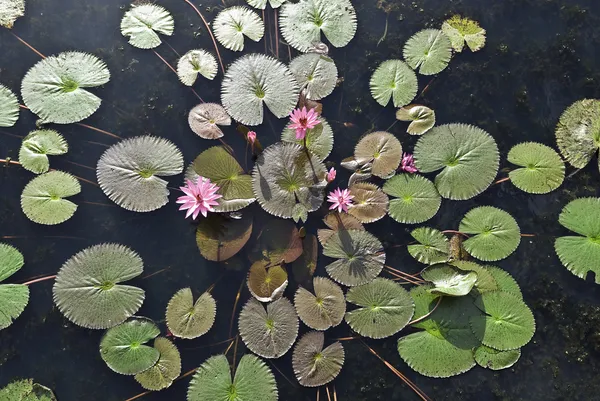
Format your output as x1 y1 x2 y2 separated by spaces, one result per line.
187 103 232 140
0 0 25 28
369 60 418 108
0 243 29 330
294 276 345 330
238 297 299 358
21 170 81 225
323 229 385 286
249 219 303 264
507 142 565 194
354 131 402 178
53 243 145 329
97 136 184 212
475 345 521 370
414 123 499 200
213 6 264 52
292 331 345 387
120 3 174 49
422 263 478 297
281 116 334 161
292 234 318 285
19 129 68 174
347 182 389 224
196 213 253 262
403 29 452 76
166 288 216 339
555 99 600 169
441 16 486 53
177 49 218 85
345 278 414 339
383 174 441 224
0 379 56 401
248 261 288 303
289 53 338 101
0 84 19 127
317 212 364 247
459 206 521 262
396 105 436 135
408 227 449 265
134 337 182 391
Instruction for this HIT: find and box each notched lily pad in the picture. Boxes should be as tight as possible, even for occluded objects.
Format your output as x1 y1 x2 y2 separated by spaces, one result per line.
213 6 264 52
292 331 345 387
21 170 81 225
134 337 182 391
369 60 418 108
166 288 216 339
177 49 218 85
354 131 402 178
441 16 486 53
383 174 441 224
507 142 564 194
396 105 436 136
120 3 174 49
347 182 389 224
408 227 450 265
0 84 19 127
421 263 478 297
294 276 345 330
19 129 68 174
290 53 338 101
248 261 288 303
0 243 29 330
403 29 452 76
196 213 253 262
188 103 232 140
555 100 600 170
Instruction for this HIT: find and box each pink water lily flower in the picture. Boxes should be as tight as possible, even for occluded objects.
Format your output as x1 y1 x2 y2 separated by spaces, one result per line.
247 131 256 144
289 106 320 140
326 167 337 183
327 187 354 213
176 176 222 220
400 152 418 174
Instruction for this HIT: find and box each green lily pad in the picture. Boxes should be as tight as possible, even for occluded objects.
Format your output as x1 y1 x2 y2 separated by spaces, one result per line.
177 49 218 86
396 104 436 135
213 6 264 52
120 3 174 49
21 170 81 225
369 60 418 108
19 129 68 174
474 345 521 370
383 174 441 224
292 331 344 387
294 276 345 330
408 227 449 265
281 116 334 161
486 266 523 299
347 182 389 224
0 84 19 127
403 29 452 76
134 337 182 391
441 16 486 53
196 213 253 262
422 263 478 297
507 142 565 194
0 379 56 401
555 99 600 169
451 260 500 295
0 245 29 330
290 53 338 101
354 131 403 178
166 288 216 339
248 262 288 303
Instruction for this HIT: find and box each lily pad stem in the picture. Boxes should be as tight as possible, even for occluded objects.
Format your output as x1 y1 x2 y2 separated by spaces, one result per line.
408 296 443 326
493 176 511 185
441 229 469 238
0 158 21 166
22 275 57 285
183 0 225 74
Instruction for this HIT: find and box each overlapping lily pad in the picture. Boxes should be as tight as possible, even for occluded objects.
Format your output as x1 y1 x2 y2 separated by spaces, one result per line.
475 345 521 370
0 84 19 127
0 243 29 330
97 136 184 212
486 266 523 299
408 227 449 265
414 124 499 200
187 103 232 140
213 6 264 52
238 297 299 358
294 276 345 330
383 174 441 224
246 0 287 9
0 379 56 401
441 16 486 53
21 170 81 225
292 234 318 285
345 278 414 338
290 53 338 100
22 52 111 124
452 260 499 295
0 0 24 28
53 243 145 329
292 331 345 387
403 29 452 75
187 354 277 401
221 53 299 125
281 117 334 161
19 129 68 174
134 337 182 391
120 3 174 49
347 182 389 223
100 317 160 375
422 263 478 297
323 229 385 286
252 142 327 219
459 206 521 262
249 219 303 264
279 0 357 52
317 212 364 246
555 100 600 170
396 105 436 135
369 60 418 108
186 146 254 212
507 142 565 194
555 197 600 283
248 261 288 303
354 131 402 178
196 213 253 262
166 288 216 339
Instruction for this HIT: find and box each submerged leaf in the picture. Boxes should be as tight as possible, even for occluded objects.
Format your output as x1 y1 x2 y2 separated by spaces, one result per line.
214 6 264 52
21 170 81 225
196 213 253 262
97 136 184 212
396 105 436 135
248 262 288 303
294 276 345 330
403 29 452 75
292 331 344 387
555 99 600 170
475 345 520 370
290 53 338 100
19 129 68 174
0 0 24 28
120 3 174 49
250 219 303 264
281 117 334 161
383 174 441 224
354 131 402 178
441 16 486 53
369 60 418 108
166 288 216 339
222 53 299 125
0 84 19 127
134 337 182 391
177 49 218 85
408 227 449 265
507 142 564 194
280 0 357 52
21 52 110 124
421 263 477 296
292 234 319 285
317 212 364 247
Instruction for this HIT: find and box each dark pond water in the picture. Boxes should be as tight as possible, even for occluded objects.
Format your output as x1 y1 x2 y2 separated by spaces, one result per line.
2 0 600 400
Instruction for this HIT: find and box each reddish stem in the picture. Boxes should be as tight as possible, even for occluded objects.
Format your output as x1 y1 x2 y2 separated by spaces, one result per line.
11 32 46 58
0 158 21 166
183 0 225 74
22 275 56 286
494 176 511 185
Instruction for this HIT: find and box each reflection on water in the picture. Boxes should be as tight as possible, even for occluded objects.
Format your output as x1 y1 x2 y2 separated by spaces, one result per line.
1 0 600 400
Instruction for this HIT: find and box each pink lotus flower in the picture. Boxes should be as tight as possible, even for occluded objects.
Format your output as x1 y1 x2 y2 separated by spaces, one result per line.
400 153 418 174
176 176 222 220
289 107 320 140
247 131 256 144
326 167 336 183
327 187 354 213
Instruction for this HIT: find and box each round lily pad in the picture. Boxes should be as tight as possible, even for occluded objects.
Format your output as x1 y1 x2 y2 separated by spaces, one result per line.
290 53 338 101
281 117 334 161
408 227 449 265
354 131 403 178
166 288 216 339
177 49 218 86
248 262 288 303
213 6 264 52
422 263 478 297
292 331 344 387
134 337 182 391
120 3 174 49
294 276 345 330
21 171 81 225
196 213 253 262
0 84 19 127
19 130 68 174
459 206 521 262
187 103 231 140
507 142 565 194
474 345 520 370
555 99 600 169
369 60 418 108
383 174 441 224
347 182 389 224
396 104 436 135
403 29 452 76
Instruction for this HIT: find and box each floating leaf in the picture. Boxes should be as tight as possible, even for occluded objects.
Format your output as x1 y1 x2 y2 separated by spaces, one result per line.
414 123 499 200
403 29 452 75
555 99 600 170
555 197 600 283
292 331 344 387
250 219 302 264
441 16 486 53
187 103 231 140
21 170 81 225
280 0 357 52
474 345 521 370
281 117 334 161
369 60 418 108
166 288 216 339
97 136 183 212
222 53 299 126
0 379 56 401
0 0 24 28
252 142 327 219
196 213 253 262
53 243 145 329
323 229 385 286
0 84 19 127
0 243 28 331
408 227 449 265
345 278 414 339
507 142 565 194
248 262 288 303
294 276 345 330
214 6 264 52
100 317 160 375
292 234 318 285
0 243 24 282
347 182 389 224
120 3 174 49
409 284 440 323
470 291 535 351
396 105 436 136
383 174 441 224
187 354 277 401
459 206 521 262
21 51 110 124
354 131 402 178
238 297 299 358
421 263 478 297
134 337 182 391
246 0 287 9
177 49 218 86
317 212 364 246
486 266 523 299
451 260 499 295
19 130 68 174
289 53 338 100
